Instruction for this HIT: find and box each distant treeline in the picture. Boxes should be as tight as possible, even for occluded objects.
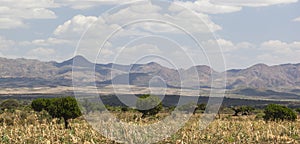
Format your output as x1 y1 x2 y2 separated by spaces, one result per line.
1 94 300 108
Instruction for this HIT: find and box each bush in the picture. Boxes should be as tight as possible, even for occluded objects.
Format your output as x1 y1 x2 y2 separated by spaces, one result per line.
193 103 206 114
255 113 265 120
31 97 82 128
177 102 197 114
80 99 106 114
263 104 297 121
231 106 255 116
295 108 300 114
0 99 19 112
31 98 50 112
121 107 130 112
136 94 162 118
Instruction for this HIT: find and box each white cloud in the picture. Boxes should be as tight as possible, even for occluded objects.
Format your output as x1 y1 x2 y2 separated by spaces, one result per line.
0 36 16 52
0 18 25 29
0 0 58 29
210 0 298 7
47 2 224 67
0 7 56 19
260 40 300 55
171 0 242 14
170 10 222 33
223 40 300 68
199 39 300 69
28 47 56 55
58 0 134 10
202 39 252 53
27 47 56 60
31 38 72 46
293 17 300 22
54 15 99 37
53 1 222 40
0 0 58 8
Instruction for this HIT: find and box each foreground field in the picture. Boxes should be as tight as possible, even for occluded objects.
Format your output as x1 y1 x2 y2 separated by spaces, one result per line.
0 110 299 143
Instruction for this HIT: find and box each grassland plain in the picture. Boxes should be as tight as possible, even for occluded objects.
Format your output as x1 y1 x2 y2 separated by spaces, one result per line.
0 110 299 144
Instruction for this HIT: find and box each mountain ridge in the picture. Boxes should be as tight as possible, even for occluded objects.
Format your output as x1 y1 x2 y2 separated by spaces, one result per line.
1 56 300 90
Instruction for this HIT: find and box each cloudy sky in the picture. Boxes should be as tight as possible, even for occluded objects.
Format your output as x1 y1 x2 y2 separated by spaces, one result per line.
0 0 299 70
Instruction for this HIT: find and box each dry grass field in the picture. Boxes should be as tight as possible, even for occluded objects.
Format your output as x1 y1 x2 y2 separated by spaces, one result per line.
0 110 299 144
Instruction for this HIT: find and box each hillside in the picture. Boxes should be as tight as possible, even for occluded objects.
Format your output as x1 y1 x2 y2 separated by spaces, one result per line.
0 56 300 91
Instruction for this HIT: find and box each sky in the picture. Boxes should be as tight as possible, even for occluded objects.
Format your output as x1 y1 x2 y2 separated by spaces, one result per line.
0 0 299 71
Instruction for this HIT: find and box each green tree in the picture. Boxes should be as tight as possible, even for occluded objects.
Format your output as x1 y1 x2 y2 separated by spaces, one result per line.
136 94 162 118
0 99 19 112
263 104 297 121
31 97 82 128
31 98 51 112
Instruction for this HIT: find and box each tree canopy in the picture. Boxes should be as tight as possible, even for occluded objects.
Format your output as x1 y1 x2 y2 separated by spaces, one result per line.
136 94 162 118
263 104 296 121
31 97 82 128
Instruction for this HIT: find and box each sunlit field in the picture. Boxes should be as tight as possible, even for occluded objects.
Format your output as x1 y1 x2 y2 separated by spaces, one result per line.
1 109 299 144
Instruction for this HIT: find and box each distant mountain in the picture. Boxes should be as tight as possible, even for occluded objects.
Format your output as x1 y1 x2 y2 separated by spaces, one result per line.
0 56 300 90
226 63 300 89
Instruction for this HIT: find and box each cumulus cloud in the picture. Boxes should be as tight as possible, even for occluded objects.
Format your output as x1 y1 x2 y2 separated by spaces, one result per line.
0 0 58 29
199 38 300 69
49 2 223 68
260 40 300 55
57 0 136 10
0 18 25 29
53 1 222 39
202 39 253 53
54 15 98 37
170 0 242 14
210 0 298 7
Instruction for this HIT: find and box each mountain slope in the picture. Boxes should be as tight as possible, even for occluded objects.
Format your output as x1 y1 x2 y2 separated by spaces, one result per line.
0 56 300 90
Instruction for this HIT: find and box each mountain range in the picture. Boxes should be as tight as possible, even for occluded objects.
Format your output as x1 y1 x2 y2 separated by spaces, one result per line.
1 56 300 93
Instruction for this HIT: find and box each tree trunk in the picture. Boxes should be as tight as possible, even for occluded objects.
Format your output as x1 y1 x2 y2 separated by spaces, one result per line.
64 119 69 129
233 110 239 116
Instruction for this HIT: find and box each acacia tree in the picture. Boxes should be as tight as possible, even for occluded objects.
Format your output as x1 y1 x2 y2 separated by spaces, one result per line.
136 94 162 118
31 97 82 128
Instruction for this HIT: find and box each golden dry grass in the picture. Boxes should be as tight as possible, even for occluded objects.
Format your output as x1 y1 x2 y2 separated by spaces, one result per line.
0 110 299 144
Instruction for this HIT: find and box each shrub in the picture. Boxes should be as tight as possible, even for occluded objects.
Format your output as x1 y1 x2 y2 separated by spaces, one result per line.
231 106 255 116
121 107 130 112
263 104 297 121
0 99 19 111
193 103 206 114
80 99 106 114
255 113 265 120
177 102 197 114
136 94 162 118
31 98 50 112
31 97 82 128
295 108 300 114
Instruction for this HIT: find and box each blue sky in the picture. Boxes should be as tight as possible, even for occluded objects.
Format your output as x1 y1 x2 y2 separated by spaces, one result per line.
0 0 299 70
